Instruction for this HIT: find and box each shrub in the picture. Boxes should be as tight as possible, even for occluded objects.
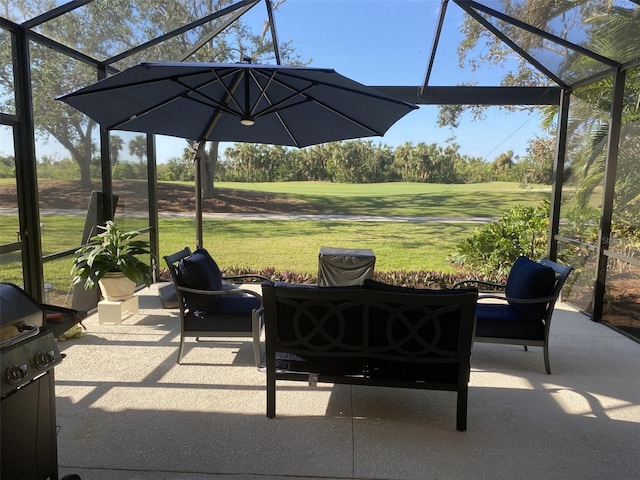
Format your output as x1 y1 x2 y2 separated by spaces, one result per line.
449 201 550 276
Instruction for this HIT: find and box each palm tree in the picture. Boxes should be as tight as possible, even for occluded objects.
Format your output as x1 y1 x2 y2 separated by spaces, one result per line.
128 135 147 164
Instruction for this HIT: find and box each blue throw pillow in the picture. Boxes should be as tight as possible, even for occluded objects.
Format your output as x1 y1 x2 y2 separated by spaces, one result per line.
505 257 556 321
177 247 223 312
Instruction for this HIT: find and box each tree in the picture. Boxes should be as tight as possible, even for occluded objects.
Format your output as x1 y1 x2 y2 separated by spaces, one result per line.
447 1 640 214
110 135 124 165
0 152 15 178
326 141 394 183
539 9 640 227
393 141 463 183
2 1 143 187
297 144 331 182
436 2 630 137
128 135 147 164
157 154 193 182
1 0 305 193
515 136 555 186
490 150 514 181
223 143 267 181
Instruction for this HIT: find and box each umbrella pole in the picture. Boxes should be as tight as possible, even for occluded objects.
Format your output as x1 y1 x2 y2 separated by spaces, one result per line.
193 143 204 248
191 71 245 249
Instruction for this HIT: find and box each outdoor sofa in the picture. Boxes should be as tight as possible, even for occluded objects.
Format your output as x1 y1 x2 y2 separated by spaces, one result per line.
262 280 478 431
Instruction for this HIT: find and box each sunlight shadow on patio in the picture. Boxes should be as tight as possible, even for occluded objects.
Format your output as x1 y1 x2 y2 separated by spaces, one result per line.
54 285 640 480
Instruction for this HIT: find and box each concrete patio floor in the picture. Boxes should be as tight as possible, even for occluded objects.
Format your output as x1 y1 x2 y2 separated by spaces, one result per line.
54 283 640 480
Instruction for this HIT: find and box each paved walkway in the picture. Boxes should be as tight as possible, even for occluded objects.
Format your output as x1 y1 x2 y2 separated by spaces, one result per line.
1 208 496 223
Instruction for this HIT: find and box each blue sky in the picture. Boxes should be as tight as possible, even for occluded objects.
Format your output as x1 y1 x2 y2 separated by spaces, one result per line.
2 0 549 163
166 0 548 162
287 1 547 153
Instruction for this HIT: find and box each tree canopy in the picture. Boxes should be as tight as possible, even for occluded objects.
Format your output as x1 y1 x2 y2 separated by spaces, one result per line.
0 0 304 188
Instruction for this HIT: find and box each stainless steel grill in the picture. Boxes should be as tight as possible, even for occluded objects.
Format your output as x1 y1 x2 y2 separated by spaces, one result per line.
1 283 83 480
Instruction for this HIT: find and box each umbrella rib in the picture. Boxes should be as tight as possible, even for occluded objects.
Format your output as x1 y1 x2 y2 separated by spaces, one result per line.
259 97 309 146
276 70 417 107
252 86 315 117
255 87 303 146
197 68 246 141
106 83 236 131
245 69 309 146
101 69 241 130
106 95 184 131
62 68 218 98
260 76 385 136
303 98 383 135
251 70 412 135
265 94 383 138
273 110 302 147
174 76 241 117
247 67 324 117
246 68 279 117
217 68 307 146
245 69 328 119
209 68 246 115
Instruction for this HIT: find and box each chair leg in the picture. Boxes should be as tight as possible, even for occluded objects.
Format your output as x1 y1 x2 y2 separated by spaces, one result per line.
266 364 276 418
252 311 264 369
543 343 551 374
177 336 185 364
456 387 468 432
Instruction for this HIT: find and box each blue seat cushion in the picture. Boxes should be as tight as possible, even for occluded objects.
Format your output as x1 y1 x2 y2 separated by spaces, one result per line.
505 257 555 321
177 247 223 312
183 293 260 333
476 304 545 340
212 294 261 315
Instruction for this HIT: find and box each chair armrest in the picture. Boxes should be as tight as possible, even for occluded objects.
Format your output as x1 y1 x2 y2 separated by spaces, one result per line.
453 279 506 291
222 274 270 283
177 285 263 305
478 294 556 304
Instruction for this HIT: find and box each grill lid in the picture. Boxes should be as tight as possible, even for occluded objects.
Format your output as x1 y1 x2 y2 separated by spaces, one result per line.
0 284 44 347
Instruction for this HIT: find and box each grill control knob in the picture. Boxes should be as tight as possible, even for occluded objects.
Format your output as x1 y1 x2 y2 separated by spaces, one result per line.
34 350 56 369
5 364 28 385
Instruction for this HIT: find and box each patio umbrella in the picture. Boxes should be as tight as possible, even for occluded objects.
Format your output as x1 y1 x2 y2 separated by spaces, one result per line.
58 62 418 244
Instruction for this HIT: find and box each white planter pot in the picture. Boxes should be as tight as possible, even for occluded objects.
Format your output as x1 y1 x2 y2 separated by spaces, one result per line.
98 272 136 302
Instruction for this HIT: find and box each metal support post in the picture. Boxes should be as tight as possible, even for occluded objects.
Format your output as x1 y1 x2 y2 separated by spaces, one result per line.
592 68 625 321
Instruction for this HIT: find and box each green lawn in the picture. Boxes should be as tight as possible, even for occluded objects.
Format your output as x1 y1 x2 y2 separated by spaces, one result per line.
1 181 552 299
158 218 473 274
205 181 552 217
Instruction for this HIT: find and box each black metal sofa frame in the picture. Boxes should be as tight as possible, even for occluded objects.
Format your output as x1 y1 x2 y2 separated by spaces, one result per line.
262 281 478 431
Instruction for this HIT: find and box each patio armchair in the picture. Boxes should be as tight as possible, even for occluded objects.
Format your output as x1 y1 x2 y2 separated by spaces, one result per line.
453 256 573 374
163 247 268 368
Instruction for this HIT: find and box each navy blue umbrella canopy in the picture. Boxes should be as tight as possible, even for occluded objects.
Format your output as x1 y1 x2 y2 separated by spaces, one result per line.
57 62 418 148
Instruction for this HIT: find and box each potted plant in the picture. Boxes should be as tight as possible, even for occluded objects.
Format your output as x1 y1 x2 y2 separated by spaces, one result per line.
72 221 153 301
